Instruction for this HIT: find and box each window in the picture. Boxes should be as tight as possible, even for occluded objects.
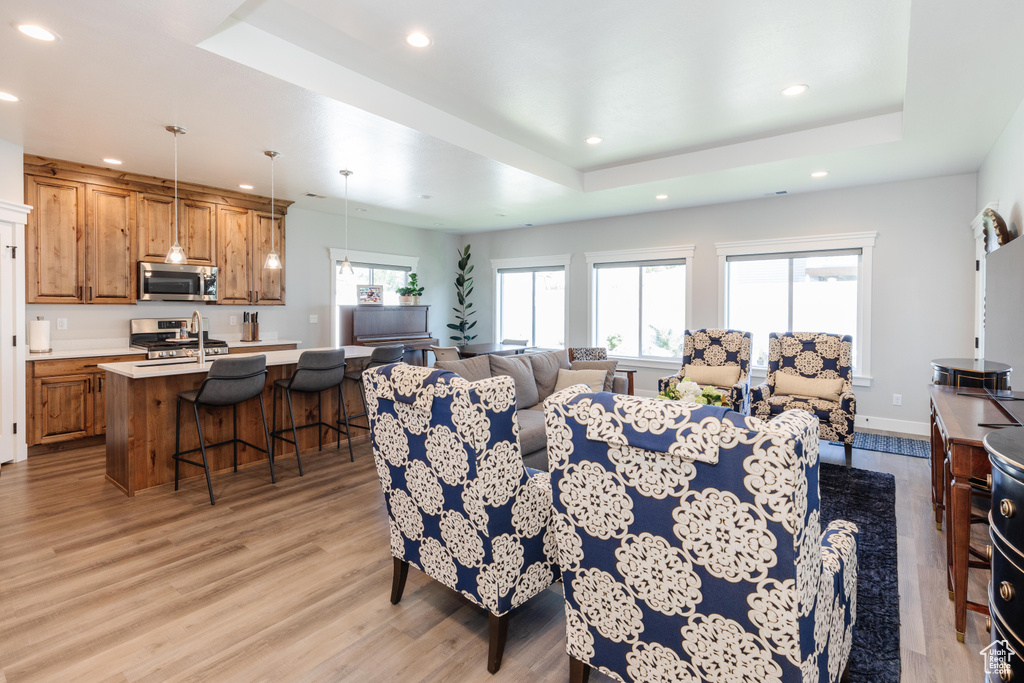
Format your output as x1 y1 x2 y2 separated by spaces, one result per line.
336 263 409 306
496 267 565 347
717 232 876 380
491 255 571 348
586 246 695 362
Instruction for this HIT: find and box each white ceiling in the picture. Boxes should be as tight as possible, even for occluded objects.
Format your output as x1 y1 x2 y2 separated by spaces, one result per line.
1 0 1023 232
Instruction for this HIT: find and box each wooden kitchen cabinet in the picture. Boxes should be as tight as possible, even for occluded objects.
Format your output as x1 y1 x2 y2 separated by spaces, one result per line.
138 195 216 265
85 184 135 303
252 212 285 305
217 205 253 305
136 192 175 262
25 175 86 303
26 354 145 446
182 199 217 265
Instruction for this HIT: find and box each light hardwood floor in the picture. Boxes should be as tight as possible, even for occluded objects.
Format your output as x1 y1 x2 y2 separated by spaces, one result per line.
0 438 991 682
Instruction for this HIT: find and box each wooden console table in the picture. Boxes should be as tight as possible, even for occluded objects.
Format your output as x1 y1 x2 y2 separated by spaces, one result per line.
929 385 1018 641
931 357 1011 390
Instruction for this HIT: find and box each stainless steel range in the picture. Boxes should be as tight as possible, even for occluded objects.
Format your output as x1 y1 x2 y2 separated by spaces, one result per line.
129 318 230 360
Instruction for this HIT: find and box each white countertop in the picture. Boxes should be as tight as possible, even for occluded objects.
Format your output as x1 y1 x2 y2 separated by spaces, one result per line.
99 346 372 379
27 339 303 361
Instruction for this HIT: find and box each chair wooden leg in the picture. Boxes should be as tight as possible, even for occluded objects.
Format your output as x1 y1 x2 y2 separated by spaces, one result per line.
390 558 409 605
570 656 591 683
844 442 853 468
487 612 509 674
840 658 852 682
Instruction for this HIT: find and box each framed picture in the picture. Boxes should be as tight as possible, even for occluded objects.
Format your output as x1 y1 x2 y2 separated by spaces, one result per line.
357 284 384 305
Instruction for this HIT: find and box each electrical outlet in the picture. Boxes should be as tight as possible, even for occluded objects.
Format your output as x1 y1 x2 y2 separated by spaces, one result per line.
229 315 237 325
892 393 902 406
309 314 318 324
56 318 67 330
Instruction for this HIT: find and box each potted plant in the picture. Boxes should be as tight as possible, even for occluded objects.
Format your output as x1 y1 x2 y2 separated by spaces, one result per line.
397 272 425 305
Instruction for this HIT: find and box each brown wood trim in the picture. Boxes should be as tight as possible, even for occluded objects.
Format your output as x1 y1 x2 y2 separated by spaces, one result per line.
25 156 292 214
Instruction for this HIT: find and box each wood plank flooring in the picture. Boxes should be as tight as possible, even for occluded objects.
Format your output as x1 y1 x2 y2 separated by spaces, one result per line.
0 439 991 682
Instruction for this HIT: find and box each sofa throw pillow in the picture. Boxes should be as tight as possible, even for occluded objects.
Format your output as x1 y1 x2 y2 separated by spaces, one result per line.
434 355 491 383
773 372 845 403
530 349 571 401
683 363 741 388
553 368 608 394
489 354 539 409
570 360 618 392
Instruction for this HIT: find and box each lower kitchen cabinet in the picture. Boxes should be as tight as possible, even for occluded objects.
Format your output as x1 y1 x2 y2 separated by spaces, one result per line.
27 354 145 446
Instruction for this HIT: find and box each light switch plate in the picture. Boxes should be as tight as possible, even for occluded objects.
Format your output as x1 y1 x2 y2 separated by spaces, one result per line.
57 318 67 330
229 315 237 325
309 314 318 324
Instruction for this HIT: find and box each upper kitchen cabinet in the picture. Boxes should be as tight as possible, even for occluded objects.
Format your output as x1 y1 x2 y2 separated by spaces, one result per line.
24 156 289 306
252 212 285 305
216 205 253 305
85 184 135 304
25 175 85 304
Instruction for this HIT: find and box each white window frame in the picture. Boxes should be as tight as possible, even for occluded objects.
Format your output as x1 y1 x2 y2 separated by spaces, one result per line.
585 245 695 370
490 254 571 346
715 231 876 386
329 248 419 347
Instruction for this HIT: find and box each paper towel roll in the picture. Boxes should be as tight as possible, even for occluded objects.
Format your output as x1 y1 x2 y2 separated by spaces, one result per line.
29 319 51 353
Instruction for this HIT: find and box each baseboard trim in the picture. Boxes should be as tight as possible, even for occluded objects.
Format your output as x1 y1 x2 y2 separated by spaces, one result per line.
855 415 928 437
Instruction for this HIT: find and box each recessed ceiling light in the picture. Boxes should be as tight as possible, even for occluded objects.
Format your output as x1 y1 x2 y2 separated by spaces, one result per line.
239 184 254 190
496 213 506 217
406 32 432 47
17 24 60 41
354 208 368 212
0 91 19 102
585 136 603 145
103 158 123 165
782 84 809 97
655 194 668 200
419 194 432 199
811 170 829 178
433 223 444 226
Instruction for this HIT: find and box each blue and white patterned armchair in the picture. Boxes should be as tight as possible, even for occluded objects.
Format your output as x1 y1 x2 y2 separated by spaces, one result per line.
658 328 752 413
363 363 560 673
750 332 857 462
544 389 858 683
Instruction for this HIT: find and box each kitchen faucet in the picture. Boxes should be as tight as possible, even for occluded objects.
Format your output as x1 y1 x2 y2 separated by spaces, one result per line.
190 310 205 366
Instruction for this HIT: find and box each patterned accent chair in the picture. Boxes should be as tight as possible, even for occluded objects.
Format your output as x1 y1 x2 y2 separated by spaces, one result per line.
363 362 561 673
750 332 856 464
568 347 608 362
658 328 752 413
544 390 859 683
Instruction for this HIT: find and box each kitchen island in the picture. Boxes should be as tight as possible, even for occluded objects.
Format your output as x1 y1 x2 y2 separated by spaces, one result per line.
99 347 373 496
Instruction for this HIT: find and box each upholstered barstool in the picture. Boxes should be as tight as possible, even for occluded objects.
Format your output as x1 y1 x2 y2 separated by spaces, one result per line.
345 345 405 430
173 355 272 505
271 349 354 472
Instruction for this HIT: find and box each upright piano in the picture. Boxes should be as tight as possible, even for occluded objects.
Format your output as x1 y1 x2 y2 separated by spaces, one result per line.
341 305 438 365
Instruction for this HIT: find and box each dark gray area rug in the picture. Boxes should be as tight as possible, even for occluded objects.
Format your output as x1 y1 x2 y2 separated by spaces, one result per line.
820 462 900 683
852 431 929 458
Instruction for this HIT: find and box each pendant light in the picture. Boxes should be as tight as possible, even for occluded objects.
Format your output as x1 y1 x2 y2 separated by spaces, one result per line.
263 150 282 269
339 169 354 276
164 125 187 264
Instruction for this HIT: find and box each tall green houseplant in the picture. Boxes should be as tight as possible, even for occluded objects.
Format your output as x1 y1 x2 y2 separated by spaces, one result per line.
448 244 477 345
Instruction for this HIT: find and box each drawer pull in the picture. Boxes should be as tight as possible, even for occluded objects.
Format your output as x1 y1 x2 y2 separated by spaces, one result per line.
999 662 1013 681
987 544 994 562
1000 581 1015 602
1001 499 1017 519
988 474 994 490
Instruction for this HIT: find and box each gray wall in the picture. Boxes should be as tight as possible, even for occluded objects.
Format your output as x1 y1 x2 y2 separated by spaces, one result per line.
0 138 23 203
462 174 978 432
27 206 460 349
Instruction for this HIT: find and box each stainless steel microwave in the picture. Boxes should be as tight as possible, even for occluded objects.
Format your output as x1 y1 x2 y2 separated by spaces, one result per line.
138 262 219 302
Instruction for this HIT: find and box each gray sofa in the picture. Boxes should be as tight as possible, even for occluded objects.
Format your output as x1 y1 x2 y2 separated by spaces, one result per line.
434 349 626 470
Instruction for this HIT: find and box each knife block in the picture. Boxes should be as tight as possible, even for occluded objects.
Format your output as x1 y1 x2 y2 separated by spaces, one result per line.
242 322 260 342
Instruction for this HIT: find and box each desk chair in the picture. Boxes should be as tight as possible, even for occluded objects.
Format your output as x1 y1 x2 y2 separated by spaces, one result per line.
271 349 355 471
173 355 272 505
430 345 461 362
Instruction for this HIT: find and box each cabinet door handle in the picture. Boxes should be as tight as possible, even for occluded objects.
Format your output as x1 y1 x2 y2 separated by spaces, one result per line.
98 376 103 393
255 290 259 304
89 286 93 301
87 377 92 393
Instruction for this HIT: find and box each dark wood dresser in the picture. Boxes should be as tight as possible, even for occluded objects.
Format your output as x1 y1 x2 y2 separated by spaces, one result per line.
984 428 1024 681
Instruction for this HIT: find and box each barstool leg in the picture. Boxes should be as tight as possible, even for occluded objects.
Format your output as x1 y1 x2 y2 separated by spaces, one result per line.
357 376 370 429
232 404 239 472
339 382 354 462
174 396 182 491
193 403 215 506
259 395 275 484
317 391 324 452
271 384 278 460
286 389 302 476
335 383 341 451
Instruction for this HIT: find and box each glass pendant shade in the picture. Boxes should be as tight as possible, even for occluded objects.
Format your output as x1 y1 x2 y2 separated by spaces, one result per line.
165 243 186 264
264 251 281 269
340 255 354 276
165 125 187 264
